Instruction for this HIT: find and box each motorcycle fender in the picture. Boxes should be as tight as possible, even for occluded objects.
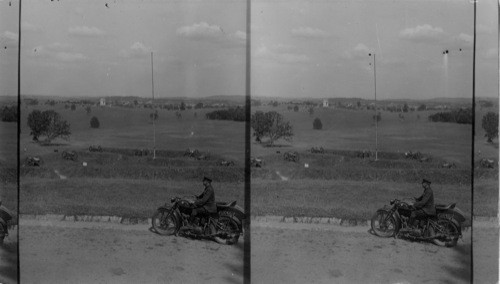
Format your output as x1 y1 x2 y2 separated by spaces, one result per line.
438 208 466 223
157 207 182 229
376 208 401 233
219 208 244 231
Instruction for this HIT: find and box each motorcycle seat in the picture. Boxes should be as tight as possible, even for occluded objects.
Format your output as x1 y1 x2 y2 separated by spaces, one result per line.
216 201 237 208
436 203 456 210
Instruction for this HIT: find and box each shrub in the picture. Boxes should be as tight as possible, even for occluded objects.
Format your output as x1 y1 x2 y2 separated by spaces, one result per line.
482 112 499 142
428 108 472 124
90 116 100 128
0 106 17 122
293 105 299 112
71 104 76 111
205 107 245 122
313 118 322 130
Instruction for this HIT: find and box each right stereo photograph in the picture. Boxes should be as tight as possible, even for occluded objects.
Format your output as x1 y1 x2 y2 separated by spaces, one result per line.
249 0 498 283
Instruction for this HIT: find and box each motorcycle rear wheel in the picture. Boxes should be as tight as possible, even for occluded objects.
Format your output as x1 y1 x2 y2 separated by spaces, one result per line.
152 209 177 236
430 219 459 247
371 211 397 238
213 216 240 245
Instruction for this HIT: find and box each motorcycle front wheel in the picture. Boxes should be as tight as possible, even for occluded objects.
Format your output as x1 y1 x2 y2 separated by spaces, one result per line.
430 219 459 247
213 216 240 245
152 209 177 236
371 211 397 238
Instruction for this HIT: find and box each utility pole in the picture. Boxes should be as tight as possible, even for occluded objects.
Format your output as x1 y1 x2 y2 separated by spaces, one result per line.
151 52 156 160
369 53 378 161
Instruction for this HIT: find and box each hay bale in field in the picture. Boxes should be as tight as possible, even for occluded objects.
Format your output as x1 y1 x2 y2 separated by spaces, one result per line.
184 148 200 158
25 156 43 167
310 147 325 154
356 150 371 159
88 145 103 152
283 151 299 162
479 158 495 169
251 157 263 168
218 160 235 167
405 150 422 160
440 162 456 169
61 151 78 161
134 148 150 156
419 156 432 163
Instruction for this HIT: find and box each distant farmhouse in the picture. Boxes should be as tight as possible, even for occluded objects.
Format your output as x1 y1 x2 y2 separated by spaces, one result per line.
322 99 329 107
100 98 106 106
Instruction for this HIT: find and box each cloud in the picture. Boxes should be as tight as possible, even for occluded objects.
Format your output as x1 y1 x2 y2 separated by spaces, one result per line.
0 31 18 47
119 42 151 58
455 33 473 46
22 22 41 32
291 27 329 38
68 26 106 37
176 22 245 47
30 42 88 62
344 43 372 59
399 24 445 43
255 44 309 64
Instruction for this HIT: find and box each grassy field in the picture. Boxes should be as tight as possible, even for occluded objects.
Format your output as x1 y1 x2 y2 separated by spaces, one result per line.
19 103 246 216
250 104 482 219
16 100 497 219
0 115 18 214
20 178 244 218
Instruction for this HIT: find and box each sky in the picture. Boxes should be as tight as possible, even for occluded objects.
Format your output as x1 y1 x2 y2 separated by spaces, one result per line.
252 0 498 100
0 0 497 100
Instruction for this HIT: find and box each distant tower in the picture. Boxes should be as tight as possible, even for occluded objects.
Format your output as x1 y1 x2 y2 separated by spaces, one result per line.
322 99 329 108
100 98 106 106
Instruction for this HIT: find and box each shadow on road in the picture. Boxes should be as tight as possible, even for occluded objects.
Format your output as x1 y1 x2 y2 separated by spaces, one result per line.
440 242 471 283
0 241 18 284
224 241 244 284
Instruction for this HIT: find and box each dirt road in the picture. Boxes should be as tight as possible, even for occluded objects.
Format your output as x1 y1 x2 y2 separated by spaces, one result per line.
17 219 496 284
19 220 244 284
252 222 472 284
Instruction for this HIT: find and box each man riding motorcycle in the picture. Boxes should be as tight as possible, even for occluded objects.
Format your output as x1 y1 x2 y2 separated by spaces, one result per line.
408 179 436 233
182 176 217 230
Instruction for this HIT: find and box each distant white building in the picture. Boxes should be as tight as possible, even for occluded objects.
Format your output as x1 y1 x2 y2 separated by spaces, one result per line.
100 98 106 106
322 99 329 107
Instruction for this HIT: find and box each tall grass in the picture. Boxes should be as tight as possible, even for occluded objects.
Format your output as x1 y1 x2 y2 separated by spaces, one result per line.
20 178 244 218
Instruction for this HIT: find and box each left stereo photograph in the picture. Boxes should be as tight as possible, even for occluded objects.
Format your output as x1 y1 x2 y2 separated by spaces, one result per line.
0 0 20 283
16 0 247 283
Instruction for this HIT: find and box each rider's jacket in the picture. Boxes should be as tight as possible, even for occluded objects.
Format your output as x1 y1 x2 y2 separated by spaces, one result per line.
414 186 436 215
195 184 217 213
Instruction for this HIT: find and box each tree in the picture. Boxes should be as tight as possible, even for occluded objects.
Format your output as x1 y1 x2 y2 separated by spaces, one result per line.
403 103 409 113
27 110 71 143
180 102 186 111
313 118 322 130
373 112 382 122
308 107 314 116
293 105 299 112
482 112 499 142
251 111 293 145
71 104 76 111
85 106 92 115
150 110 159 121
194 102 204 109
90 116 100 128
417 104 426 111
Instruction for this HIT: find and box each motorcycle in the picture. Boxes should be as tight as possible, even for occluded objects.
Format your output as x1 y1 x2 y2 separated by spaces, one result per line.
152 196 244 245
371 198 465 247
0 204 12 245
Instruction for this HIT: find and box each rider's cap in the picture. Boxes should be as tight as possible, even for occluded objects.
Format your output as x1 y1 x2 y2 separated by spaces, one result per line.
203 176 212 183
422 179 431 185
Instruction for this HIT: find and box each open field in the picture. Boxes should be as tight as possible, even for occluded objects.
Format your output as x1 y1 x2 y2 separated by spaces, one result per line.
20 105 245 161
20 102 246 217
20 178 244 218
251 179 471 221
250 104 483 218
